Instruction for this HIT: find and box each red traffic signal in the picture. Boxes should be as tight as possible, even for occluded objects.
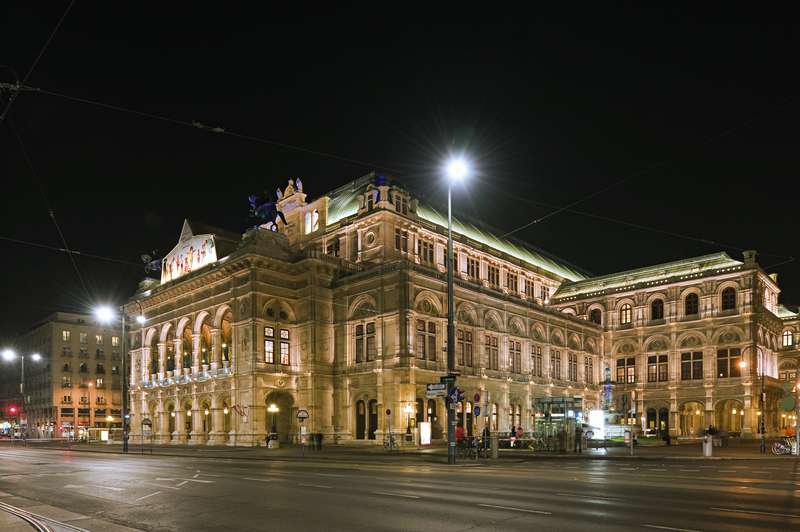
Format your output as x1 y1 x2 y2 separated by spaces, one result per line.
9 406 17 414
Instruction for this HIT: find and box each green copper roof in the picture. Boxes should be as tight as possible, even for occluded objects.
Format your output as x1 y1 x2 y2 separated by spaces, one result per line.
777 304 799 319
324 173 587 282
553 252 744 299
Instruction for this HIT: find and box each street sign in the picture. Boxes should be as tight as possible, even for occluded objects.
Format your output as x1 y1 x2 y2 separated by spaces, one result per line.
473 393 480 403
440 375 457 384
297 409 309 422
426 383 447 398
473 406 481 417
449 388 459 403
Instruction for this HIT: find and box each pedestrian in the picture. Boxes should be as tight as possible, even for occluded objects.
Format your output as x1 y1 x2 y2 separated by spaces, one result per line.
574 424 583 453
509 425 516 448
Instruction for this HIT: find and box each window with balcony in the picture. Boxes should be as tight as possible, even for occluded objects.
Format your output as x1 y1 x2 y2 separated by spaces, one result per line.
62 346 72 357
62 377 72 388
467 257 479 280
80 332 87 344
524 278 535 299
584 355 593 384
326 238 341 257
506 272 518 294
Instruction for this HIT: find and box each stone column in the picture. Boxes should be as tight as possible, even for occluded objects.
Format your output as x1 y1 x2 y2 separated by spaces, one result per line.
157 406 169 444
192 333 201 373
174 338 183 373
141 347 151 383
157 342 167 379
190 399 204 444
173 409 185 444
209 395 225 445
211 328 221 371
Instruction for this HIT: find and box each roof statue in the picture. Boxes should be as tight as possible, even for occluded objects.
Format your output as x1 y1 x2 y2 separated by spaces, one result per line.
248 191 288 232
276 187 283 200
141 250 161 275
295 177 303 192
284 178 296 197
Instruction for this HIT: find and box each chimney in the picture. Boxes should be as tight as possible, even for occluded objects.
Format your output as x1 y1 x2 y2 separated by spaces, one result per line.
742 250 757 267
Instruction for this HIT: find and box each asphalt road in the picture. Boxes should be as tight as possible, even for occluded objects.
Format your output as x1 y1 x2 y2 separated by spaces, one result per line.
0 448 799 531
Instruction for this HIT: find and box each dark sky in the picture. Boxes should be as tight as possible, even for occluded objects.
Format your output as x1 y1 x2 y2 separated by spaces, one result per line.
1 5 798 343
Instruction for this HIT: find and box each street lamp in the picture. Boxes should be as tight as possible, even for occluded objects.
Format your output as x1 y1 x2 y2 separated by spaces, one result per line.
94 304 135 453
444 156 470 465
268 403 279 438
1 348 43 440
404 403 413 435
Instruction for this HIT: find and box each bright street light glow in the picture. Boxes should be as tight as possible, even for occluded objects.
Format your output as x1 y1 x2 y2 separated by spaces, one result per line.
31 353 42 362
136 315 146 325
1 349 16 361
445 157 469 182
94 305 115 324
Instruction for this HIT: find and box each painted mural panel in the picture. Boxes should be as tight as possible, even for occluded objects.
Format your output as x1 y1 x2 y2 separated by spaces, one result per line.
161 235 217 283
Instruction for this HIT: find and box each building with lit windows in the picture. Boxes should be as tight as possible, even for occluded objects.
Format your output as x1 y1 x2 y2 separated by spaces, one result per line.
7 312 123 438
126 174 796 445
127 175 603 446
551 252 791 438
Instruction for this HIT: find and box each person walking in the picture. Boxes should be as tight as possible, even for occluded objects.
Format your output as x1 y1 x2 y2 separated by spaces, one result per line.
574 424 583 453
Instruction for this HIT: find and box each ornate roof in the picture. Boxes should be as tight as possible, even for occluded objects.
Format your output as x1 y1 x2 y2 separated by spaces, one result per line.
777 304 799 319
325 172 588 282
553 252 745 300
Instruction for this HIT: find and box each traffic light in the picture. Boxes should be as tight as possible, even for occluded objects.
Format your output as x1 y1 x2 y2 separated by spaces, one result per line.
9 406 17 414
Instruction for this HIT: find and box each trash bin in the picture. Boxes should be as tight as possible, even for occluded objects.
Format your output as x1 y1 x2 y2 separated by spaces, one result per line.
702 435 713 457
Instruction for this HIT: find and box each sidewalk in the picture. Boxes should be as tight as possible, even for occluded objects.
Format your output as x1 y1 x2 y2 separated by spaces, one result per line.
3 438 796 463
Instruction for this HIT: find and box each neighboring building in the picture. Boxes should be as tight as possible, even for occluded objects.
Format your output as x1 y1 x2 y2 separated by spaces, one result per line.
551 251 788 438
126 173 797 446
12 312 123 438
127 174 603 446
777 305 799 433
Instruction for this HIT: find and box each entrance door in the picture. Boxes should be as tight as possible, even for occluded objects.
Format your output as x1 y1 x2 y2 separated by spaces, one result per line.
659 407 669 437
355 400 365 440
367 399 378 440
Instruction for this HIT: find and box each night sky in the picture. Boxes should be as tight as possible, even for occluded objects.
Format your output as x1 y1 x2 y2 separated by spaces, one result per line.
2 5 798 343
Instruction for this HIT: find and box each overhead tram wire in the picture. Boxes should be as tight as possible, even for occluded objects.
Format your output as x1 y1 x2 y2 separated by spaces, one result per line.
0 235 141 267
26 87 403 174
0 0 74 123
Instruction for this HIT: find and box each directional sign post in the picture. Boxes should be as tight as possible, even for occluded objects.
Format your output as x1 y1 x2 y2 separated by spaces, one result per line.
426 383 448 398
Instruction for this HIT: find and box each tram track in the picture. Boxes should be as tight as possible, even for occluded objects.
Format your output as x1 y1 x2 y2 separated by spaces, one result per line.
0 500 89 532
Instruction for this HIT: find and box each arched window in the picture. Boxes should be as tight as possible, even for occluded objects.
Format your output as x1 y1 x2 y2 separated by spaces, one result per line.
589 308 602 325
721 287 736 311
651 299 664 321
784 330 795 348
620 304 632 325
685 293 699 316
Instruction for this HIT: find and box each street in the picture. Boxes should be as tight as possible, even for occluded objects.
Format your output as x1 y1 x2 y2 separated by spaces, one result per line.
0 447 798 531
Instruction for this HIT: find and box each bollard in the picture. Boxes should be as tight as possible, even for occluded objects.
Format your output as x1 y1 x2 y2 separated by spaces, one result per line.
703 435 713 457
490 432 499 459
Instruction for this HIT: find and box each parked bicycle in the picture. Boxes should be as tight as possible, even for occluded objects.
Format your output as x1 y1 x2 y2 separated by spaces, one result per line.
771 437 795 455
383 433 398 451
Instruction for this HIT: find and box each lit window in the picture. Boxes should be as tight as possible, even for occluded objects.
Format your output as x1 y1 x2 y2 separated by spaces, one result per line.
111 336 119 347
616 357 635 384
647 355 668 382
717 348 742 378
80 333 88 344
62 330 71 342
620 304 632 325
95 334 103 345
264 327 274 363
783 330 794 347
280 330 290 365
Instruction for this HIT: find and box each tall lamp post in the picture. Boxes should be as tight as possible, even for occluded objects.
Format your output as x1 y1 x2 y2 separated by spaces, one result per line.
2 349 42 439
445 157 469 465
404 403 413 435
95 304 144 453
759 349 766 454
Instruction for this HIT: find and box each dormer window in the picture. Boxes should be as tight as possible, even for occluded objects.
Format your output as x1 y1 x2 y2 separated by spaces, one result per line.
394 193 408 215
304 209 319 234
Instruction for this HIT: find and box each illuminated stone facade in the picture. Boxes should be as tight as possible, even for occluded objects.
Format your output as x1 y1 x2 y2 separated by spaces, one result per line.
551 252 791 437
127 175 603 446
127 174 797 445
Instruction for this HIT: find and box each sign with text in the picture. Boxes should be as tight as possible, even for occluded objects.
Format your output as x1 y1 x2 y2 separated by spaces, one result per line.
426 383 447 398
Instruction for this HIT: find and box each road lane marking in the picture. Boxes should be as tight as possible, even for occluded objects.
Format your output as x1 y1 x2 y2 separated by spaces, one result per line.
373 491 421 499
64 484 125 492
717 470 737 473
177 481 188 487
710 507 800 519
192 473 200 478
642 525 702 532
679 469 700 472
620 467 637 471
244 477 275 482
134 491 161 502
648 468 667 472
479 503 551 515
143 482 181 490
298 483 332 489
556 492 622 502
315 473 347 477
